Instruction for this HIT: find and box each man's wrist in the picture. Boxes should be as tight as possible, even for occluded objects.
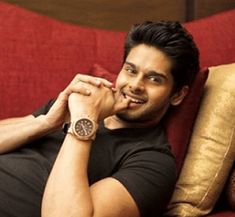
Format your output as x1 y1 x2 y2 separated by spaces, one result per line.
70 112 99 123
36 115 57 134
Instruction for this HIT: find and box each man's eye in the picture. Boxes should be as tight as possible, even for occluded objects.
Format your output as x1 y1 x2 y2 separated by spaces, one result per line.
149 76 163 84
125 67 136 74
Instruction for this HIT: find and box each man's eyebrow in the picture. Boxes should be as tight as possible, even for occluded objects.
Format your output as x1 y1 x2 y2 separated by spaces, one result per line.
124 61 136 69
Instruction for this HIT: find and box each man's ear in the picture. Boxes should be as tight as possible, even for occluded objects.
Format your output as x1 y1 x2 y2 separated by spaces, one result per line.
170 86 189 106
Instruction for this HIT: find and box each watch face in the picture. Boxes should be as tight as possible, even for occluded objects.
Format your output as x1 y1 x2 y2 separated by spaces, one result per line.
74 118 94 137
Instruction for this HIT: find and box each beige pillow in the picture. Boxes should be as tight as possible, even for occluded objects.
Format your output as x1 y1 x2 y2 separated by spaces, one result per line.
166 63 235 216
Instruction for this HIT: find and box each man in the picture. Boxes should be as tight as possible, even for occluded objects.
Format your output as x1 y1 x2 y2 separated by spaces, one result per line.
0 21 199 217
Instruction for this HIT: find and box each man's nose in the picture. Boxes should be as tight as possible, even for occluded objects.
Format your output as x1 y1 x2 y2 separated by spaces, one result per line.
129 76 145 93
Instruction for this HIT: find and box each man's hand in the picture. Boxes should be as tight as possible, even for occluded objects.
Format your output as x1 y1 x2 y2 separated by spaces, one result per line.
68 82 130 122
44 74 114 130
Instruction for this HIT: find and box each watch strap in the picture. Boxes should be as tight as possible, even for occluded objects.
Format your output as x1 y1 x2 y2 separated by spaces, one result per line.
63 122 71 134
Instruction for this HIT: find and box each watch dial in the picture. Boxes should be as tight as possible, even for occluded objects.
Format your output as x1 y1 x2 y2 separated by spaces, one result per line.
74 118 94 136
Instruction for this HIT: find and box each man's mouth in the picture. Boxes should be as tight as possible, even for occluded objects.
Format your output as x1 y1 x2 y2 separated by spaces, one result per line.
123 93 146 104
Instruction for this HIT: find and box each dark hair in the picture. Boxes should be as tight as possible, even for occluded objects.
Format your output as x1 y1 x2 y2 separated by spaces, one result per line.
124 21 200 92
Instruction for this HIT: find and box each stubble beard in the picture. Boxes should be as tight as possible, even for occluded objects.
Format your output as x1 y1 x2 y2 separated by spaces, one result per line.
116 108 156 124
116 102 170 124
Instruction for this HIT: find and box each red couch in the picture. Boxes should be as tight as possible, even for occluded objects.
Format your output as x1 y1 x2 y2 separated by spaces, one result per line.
0 2 235 216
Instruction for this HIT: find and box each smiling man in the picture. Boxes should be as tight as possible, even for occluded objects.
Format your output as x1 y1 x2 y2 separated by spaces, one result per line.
115 44 182 125
0 21 199 217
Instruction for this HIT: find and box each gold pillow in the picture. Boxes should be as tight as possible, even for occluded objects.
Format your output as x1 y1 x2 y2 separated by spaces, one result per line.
166 63 235 216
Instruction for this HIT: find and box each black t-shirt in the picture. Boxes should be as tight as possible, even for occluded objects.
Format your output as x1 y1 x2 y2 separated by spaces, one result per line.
0 100 176 217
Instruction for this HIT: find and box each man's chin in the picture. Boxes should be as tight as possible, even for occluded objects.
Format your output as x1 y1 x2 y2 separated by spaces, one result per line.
116 113 143 124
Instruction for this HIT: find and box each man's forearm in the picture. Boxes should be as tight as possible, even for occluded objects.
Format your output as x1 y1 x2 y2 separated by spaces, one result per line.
0 115 54 154
41 134 94 217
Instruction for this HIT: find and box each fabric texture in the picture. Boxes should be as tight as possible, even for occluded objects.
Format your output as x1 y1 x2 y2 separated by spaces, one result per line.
166 63 235 216
184 9 235 68
0 2 125 119
96 123 176 217
90 63 118 82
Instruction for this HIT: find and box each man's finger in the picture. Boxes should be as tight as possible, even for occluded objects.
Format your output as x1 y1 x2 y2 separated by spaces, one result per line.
65 83 91 96
114 98 131 112
75 74 113 88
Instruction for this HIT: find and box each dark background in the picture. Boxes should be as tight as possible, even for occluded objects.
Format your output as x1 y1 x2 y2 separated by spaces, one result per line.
2 0 235 30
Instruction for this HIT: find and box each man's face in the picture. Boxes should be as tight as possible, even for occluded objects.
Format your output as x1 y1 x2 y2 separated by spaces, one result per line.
115 44 179 124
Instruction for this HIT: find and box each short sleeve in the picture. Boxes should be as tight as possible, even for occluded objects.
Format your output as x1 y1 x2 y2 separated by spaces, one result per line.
112 148 176 217
32 99 55 117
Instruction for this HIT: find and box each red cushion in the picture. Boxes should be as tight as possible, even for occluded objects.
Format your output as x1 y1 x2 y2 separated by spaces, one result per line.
90 63 118 82
90 64 209 173
165 67 208 173
0 2 126 119
184 9 235 68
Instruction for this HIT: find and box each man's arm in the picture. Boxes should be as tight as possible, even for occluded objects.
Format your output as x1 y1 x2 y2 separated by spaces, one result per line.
0 115 53 154
41 84 138 217
42 133 140 217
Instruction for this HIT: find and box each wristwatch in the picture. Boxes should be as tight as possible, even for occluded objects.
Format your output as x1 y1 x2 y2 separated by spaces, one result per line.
64 117 98 141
